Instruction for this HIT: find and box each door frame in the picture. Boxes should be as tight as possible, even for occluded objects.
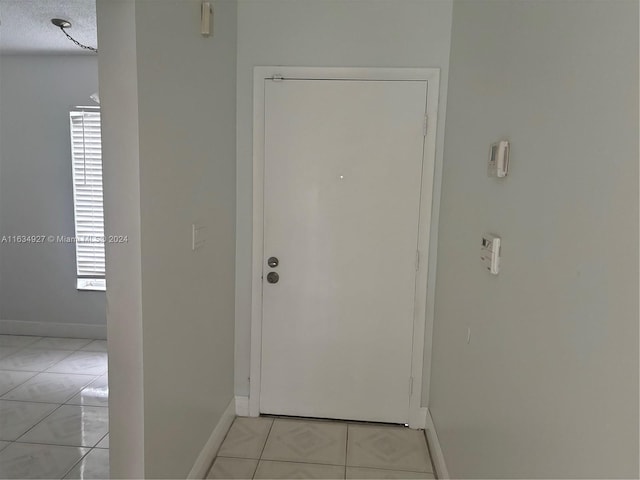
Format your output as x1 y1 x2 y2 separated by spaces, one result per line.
250 67 440 428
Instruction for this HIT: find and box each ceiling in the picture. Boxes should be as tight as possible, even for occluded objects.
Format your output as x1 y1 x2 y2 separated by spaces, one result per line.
0 0 97 54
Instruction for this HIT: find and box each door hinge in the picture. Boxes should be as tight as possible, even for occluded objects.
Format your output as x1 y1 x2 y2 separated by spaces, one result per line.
423 114 428 136
271 74 284 82
415 250 420 271
409 376 414 395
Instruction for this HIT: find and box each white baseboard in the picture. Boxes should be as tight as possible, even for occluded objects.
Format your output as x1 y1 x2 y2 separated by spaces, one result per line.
187 397 236 479
235 395 249 416
0 320 106 340
425 408 449 480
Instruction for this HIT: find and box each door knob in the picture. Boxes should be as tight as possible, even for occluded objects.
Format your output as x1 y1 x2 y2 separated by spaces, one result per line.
267 272 279 284
267 257 279 268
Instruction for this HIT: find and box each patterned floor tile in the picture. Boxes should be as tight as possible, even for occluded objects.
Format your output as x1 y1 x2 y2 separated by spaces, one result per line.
0 336 41 348
0 442 88 479
80 341 108 353
0 400 59 440
67 376 108 407
95 434 109 449
29 338 93 351
218 416 273 459
347 425 432 473
47 351 108 376
0 349 74 372
254 460 345 479
18 404 109 447
207 457 258 479
262 419 347 466
0 370 38 396
64 448 110 479
346 466 435 479
2 372 97 403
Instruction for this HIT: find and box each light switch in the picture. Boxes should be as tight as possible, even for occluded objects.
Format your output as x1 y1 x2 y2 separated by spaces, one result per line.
481 233 501 275
192 224 208 251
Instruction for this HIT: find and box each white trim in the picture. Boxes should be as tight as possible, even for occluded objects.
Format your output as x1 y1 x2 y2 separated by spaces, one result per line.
425 408 449 480
235 396 249 417
412 407 428 430
187 397 236 479
250 66 440 424
0 320 106 340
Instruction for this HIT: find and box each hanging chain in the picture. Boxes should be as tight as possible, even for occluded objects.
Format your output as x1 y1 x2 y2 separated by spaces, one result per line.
58 26 98 53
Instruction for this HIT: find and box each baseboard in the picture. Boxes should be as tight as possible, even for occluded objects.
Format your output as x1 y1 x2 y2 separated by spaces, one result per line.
0 320 106 340
425 408 449 480
235 395 249 416
187 397 236 479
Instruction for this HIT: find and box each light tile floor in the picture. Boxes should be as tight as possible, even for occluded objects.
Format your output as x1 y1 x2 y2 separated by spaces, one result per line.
0 335 109 479
208 417 436 479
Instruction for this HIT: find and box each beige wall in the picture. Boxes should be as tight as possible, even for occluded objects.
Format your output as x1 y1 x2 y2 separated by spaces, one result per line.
430 0 639 477
97 0 237 477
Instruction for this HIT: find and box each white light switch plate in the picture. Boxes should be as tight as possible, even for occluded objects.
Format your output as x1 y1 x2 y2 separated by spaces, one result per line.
192 224 208 251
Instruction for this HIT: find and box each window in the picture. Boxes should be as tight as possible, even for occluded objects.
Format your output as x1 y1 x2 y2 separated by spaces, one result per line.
70 108 106 291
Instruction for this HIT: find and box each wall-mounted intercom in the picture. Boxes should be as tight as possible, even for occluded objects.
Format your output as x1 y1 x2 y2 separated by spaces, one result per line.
481 233 501 275
488 140 510 178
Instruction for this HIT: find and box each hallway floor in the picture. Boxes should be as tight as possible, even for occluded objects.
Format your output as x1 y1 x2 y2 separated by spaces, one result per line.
0 335 109 479
208 417 435 479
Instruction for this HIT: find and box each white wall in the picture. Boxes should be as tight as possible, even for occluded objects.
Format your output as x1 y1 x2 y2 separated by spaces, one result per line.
96 0 144 475
429 0 638 477
0 55 106 338
235 0 454 401
97 0 237 477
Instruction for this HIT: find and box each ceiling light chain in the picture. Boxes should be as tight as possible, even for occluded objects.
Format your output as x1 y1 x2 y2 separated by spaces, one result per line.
51 18 97 53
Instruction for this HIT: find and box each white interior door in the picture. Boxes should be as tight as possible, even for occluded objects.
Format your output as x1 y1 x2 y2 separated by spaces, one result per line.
260 79 427 424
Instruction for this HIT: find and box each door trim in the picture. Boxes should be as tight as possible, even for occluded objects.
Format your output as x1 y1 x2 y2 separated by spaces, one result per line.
250 67 440 428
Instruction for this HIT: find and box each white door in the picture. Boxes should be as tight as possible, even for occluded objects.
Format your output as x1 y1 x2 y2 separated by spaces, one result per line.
260 79 427 424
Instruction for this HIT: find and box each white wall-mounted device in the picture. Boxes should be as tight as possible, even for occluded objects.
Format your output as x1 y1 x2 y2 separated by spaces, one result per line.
201 1 212 37
192 224 208 251
481 233 501 275
488 140 510 178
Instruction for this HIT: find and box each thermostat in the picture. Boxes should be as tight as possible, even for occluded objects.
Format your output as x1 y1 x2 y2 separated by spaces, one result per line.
488 140 510 178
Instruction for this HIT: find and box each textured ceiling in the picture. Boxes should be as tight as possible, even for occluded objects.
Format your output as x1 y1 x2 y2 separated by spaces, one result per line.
0 0 97 54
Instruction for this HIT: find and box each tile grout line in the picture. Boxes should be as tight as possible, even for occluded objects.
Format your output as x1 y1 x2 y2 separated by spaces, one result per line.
94 431 109 448
345 422 349 479
205 416 238 478
252 417 276 479
59 446 94 480
1 375 100 404
220 455 348 468
0 370 39 398
11 439 101 448
0 349 80 376
9 398 66 443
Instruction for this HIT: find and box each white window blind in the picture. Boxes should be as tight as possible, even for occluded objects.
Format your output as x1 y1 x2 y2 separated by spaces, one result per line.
70 109 105 290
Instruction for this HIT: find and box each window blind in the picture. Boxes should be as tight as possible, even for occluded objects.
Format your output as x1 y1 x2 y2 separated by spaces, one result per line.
70 110 105 283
